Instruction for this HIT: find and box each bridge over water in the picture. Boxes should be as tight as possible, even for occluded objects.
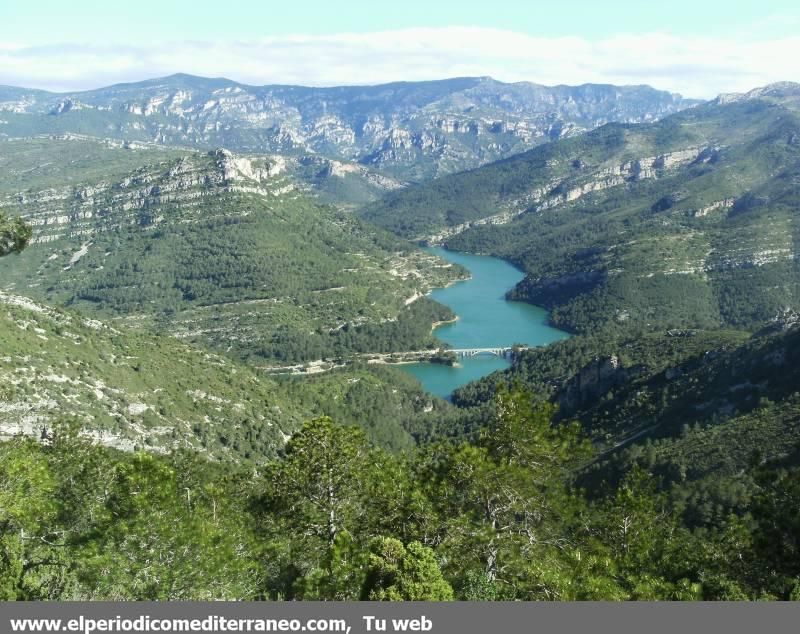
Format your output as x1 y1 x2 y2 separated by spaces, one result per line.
449 347 527 358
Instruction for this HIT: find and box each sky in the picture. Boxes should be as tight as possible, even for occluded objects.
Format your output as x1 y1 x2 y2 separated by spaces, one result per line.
1 0 799 98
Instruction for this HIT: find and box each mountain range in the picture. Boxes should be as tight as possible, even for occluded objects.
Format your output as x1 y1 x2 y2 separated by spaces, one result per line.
0 74 699 181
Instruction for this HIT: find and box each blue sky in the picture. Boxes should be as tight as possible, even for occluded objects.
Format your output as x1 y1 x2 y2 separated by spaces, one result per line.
1 0 798 96
3 0 798 41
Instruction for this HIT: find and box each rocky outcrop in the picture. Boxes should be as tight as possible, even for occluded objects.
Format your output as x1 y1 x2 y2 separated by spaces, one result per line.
695 198 735 217
421 146 716 242
558 355 631 414
212 148 285 181
298 155 406 192
714 81 800 105
3 149 295 244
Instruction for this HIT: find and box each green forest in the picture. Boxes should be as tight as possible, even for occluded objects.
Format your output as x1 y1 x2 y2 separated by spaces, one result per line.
363 95 800 336
0 145 463 366
2 389 799 601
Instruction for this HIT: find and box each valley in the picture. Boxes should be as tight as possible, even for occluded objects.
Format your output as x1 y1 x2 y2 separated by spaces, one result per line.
364 82 800 336
1 73 800 602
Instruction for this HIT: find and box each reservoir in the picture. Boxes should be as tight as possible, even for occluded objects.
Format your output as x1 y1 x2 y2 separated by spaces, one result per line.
401 247 569 398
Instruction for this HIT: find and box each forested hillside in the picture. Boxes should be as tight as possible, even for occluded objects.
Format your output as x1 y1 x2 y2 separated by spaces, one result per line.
364 83 800 335
3 80 800 603
0 288 311 458
0 138 463 364
0 284 478 457
3 389 799 600
447 317 800 517
355 83 800 600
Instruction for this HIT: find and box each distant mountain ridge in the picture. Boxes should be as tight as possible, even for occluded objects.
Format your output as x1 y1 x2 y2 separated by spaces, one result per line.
0 74 701 180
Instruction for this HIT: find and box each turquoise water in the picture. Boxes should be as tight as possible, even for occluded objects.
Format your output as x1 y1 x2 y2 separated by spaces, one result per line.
401 247 569 398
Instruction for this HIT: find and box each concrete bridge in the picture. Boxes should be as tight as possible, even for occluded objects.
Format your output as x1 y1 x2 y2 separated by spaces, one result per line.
449 347 526 358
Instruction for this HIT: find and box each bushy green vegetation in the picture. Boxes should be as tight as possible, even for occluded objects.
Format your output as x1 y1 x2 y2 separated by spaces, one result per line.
281 363 482 451
2 389 799 600
574 325 800 520
448 317 800 533
0 211 32 257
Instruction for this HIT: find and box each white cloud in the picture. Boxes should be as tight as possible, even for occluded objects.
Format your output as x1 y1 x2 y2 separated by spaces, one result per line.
1 27 798 98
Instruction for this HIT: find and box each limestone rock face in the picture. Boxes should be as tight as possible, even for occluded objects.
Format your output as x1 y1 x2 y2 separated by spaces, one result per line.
695 198 735 218
715 81 800 104
2 148 295 244
423 146 717 242
212 149 285 182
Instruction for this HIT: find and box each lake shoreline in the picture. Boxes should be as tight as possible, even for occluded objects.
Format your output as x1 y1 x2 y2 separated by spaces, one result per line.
430 316 459 333
401 246 569 398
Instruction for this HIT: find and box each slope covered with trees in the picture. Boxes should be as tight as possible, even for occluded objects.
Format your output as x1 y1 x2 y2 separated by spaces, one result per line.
0 284 485 458
0 287 314 459
356 84 800 595
363 83 800 335
2 389 799 601
0 139 463 364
